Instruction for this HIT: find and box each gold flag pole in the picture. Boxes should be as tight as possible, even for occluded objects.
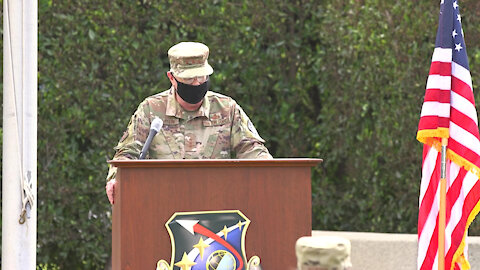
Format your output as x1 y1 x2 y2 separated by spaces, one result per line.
439 137 448 270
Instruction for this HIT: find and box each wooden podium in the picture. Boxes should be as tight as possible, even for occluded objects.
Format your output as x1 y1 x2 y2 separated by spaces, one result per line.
110 158 321 270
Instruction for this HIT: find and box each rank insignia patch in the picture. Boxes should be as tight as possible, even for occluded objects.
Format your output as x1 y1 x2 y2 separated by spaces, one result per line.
156 210 261 270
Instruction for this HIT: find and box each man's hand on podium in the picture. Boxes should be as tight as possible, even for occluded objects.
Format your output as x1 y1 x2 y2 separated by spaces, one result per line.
106 179 116 205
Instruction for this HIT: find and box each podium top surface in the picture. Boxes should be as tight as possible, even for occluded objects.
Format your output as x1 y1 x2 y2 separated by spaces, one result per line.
109 158 322 168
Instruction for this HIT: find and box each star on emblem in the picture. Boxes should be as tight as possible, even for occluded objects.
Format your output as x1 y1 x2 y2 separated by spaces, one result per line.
193 237 210 260
453 1 458 9
222 225 229 240
174 252 196 270
238 220 243 231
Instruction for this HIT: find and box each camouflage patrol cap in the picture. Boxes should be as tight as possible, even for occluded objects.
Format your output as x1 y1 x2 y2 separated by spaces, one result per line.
168 42 214 79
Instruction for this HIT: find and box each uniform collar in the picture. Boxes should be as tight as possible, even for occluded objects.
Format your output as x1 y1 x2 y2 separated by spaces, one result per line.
165 86 211 120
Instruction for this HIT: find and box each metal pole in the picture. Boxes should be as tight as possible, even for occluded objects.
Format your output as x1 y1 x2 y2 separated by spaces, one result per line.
438 138 448 270
2 0 38 269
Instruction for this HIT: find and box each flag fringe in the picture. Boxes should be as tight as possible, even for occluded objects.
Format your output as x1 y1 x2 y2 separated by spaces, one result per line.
448 150 480 181
417 129 480 180
417 128 450 145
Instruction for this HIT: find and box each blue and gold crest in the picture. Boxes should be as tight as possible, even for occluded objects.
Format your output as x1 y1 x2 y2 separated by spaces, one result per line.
156 210 261 270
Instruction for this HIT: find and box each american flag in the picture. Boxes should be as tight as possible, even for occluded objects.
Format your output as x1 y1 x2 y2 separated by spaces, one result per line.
417 0 480 269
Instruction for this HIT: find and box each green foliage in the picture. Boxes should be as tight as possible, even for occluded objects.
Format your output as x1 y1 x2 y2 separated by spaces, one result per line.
37 263 60 270
310 0 436 233
1 0 480 268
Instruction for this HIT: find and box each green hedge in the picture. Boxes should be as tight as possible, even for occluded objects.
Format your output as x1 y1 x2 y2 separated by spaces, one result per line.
1 0 480 268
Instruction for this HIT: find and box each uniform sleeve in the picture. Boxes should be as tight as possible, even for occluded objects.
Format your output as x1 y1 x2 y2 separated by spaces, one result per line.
105 100 152 181
231 104 273 159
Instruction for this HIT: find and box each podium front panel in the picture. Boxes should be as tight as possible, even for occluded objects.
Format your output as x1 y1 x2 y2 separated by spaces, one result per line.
111 159 320 270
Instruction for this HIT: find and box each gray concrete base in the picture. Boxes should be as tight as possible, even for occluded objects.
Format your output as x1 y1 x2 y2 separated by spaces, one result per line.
312 230 480 270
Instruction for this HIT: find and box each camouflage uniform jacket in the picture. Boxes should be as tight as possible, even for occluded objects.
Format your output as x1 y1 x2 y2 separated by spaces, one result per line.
106 87 272 181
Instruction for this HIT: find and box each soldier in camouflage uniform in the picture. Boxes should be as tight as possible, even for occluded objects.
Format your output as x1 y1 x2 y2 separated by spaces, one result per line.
106 42 272 204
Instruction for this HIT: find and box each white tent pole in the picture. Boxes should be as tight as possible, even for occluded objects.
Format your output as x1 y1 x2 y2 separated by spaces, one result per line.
2 0 38 269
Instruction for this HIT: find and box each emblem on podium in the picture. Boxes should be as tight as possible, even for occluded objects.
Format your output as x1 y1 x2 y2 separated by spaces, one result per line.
156 210 261 270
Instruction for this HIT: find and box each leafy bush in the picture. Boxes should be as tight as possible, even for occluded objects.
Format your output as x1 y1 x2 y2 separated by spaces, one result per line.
1 0 480 268
37 263 60 270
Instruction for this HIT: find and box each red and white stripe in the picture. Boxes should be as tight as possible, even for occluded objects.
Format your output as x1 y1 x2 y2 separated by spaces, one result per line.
418 47 480 270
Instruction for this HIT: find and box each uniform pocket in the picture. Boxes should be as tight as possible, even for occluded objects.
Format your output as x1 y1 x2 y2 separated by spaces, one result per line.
202 123 231 159
150 125 182 159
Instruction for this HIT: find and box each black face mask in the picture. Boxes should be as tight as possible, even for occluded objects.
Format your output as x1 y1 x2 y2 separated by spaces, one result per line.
174 78 210 104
